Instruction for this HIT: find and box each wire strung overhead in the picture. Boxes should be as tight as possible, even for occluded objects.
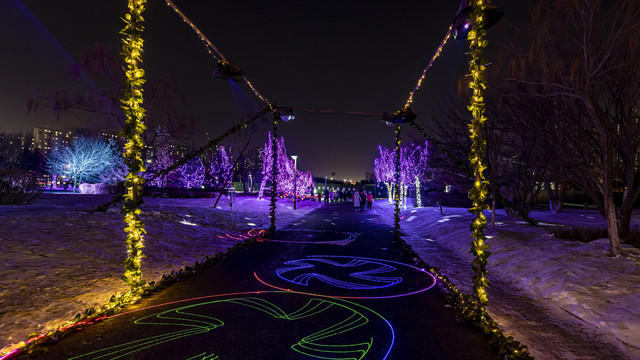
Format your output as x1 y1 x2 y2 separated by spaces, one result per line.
402 26 453 111
164 0 273 108
165 0 454 125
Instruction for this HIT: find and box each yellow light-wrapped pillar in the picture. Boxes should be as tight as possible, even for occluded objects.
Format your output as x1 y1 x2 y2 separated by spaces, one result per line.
268 113 279 233
121 0 148 292
467 0 491 309
393 124 401 239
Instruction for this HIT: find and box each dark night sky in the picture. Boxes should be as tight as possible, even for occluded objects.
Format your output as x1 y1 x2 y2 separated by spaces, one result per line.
1 0 524 181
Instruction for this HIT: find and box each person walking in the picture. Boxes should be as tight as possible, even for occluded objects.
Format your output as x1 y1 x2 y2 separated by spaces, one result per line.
360 190 366 211
324 188 329 204
366 191 373 210
353 189 361 211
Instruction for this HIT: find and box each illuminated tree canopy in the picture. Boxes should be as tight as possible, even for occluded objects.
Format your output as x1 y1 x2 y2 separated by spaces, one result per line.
46 136 125 192
373 141 428 204
208 146 233 189
258 132 314 198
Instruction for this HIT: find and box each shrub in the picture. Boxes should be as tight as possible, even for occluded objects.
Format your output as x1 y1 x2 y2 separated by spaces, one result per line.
0 168 42 205
553 226 608 243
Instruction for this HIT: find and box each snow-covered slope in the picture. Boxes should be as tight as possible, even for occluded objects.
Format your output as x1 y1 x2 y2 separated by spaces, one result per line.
374 201 640 359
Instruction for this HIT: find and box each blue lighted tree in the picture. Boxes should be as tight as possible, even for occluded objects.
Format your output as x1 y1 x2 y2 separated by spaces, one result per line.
46 136 124 192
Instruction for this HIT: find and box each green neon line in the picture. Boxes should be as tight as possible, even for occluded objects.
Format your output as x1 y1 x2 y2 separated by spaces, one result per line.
185 352 219 360
67 292 391 360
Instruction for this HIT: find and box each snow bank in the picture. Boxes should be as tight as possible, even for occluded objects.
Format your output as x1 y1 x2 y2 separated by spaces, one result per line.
0 193 322 355
375 201 640 359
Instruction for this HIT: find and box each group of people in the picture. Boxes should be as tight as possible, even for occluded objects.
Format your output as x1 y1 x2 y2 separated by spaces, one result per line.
351 189 373 211
320 188 373 211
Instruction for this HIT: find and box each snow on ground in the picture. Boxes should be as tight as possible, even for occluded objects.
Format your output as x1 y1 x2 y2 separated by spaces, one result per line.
374 201 640 360
0 193 322 355
2 194 640 359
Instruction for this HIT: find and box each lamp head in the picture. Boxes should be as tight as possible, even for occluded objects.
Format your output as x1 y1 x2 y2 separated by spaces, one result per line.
382 107 417 125
452 4 504 40
212 59 244 81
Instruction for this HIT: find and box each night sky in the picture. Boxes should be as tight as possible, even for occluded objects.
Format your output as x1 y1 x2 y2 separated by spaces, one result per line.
1 0 523 181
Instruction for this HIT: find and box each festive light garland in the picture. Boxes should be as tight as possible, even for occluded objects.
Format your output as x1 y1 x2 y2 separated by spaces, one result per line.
394 238 532 359
146 106 271 185
164 0 271 107
121 0 148 293
393 125 401 239
467 0 492 311
403 26 453 109
268 114 279 233
2 232 266 359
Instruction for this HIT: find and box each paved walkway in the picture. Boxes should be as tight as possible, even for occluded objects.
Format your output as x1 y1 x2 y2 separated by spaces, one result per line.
31 203 498 359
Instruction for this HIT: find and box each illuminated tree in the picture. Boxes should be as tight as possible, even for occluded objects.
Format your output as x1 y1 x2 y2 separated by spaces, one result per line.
373 145 395 203
170 156 205 188
145 144 177 188
373 142 428 205
208 146 233 189
46 136 123 192
258 132 314 198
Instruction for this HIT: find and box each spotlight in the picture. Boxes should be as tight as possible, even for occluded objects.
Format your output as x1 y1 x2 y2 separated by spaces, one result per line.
452 2 504 40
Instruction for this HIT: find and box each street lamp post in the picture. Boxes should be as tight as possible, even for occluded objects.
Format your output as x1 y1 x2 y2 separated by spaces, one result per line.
291 154 298 210
324 176 327 199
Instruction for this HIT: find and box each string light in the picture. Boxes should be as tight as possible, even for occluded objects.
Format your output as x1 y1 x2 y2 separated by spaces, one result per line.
3 232 267 359
164 0 272 107
467 0 491 310
403 26 453 110
268 114 279 233
121 0 148 293
393 125 401 239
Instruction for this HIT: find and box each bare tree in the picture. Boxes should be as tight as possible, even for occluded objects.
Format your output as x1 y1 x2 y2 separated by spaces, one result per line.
507 0 640 255
30 43 194 151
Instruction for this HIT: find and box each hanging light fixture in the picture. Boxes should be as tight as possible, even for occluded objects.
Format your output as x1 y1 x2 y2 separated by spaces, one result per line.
382 107 417 125
452 1 504 40
277 107 296 122
212 59 244 81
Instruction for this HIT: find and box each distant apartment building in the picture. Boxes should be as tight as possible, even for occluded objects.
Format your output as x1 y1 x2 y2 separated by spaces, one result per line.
31 127 72 154
30 127 127 155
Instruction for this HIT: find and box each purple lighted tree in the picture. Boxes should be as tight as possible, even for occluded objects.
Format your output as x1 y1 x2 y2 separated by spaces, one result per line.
170 156 205 189
208 146 233 189
373 141 428 206
374 145 396 203
258 132 314 199
400 141 429 207
146 144 176 187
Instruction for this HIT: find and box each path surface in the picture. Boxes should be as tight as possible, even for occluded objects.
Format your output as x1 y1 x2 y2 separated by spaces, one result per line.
28 203 498 359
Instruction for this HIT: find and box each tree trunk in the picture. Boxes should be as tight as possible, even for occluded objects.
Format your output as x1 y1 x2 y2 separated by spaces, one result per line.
491 182 496 230
619 167 640 239
602 135 622 256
